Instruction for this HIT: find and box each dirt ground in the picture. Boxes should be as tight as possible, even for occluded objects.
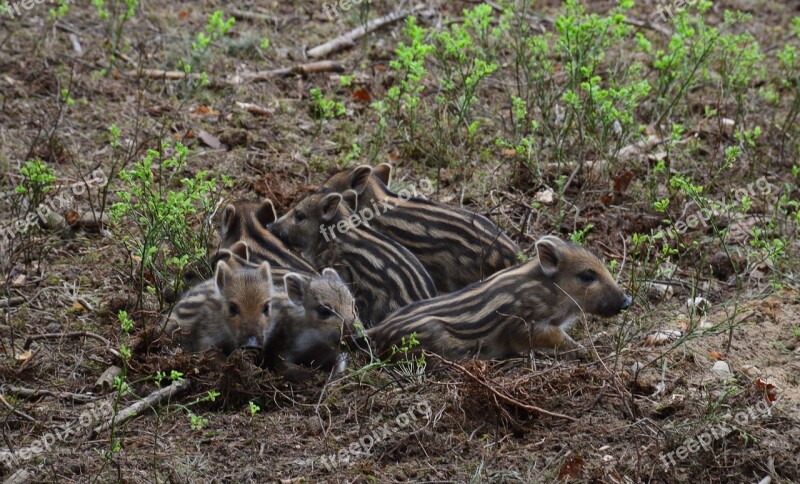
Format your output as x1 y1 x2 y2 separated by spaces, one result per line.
1 0 799 482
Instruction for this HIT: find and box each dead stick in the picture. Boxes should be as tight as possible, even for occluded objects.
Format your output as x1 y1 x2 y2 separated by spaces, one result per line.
230 9 280 25
0 394 37 424
3 385 96 403
307 4 427 58
428 353 578 422
93 380 190 434
122 69 199 81
237 61 345 83
24 331 121 358
0 297 25 308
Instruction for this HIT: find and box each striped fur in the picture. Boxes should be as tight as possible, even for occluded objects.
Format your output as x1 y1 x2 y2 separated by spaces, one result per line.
264 268 357 375
164 261 274 355
367 236 632 360
211 241 314 283
320 164 521 292
218 199 316 274
268 192 437 327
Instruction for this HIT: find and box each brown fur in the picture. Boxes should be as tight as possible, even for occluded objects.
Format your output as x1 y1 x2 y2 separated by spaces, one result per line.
320 164 521 292
367 236 632 360
268 192 436 326
265 268 358 375
218 199 316 273
163 261 274 355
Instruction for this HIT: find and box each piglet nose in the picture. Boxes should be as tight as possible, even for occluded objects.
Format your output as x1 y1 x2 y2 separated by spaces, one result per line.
621 294 633 310
240 336 261 351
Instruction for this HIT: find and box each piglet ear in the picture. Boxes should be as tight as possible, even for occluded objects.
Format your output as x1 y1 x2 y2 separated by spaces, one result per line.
321 267 343 283
320 193 342 223
373 163 392 186
348 165 373 194
535 236 564 277
213 249 233 265
220 205 236 236
215 260 232 293
258 261 272 284
284 273 307 307
341 189 358 211
256 199 277 226
230 241 250 261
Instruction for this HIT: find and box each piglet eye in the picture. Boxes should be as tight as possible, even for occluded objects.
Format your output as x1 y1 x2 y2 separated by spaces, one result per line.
228 303 239 316
316 306 335 319
578 270 597 283
262 303 270 315
294 212 306 223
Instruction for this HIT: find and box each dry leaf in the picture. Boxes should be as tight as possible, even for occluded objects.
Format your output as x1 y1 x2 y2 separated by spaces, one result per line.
644 330 682 346
71 300 87 313
534 188 557 206
756 378 779 402
11 274 26 287
65 209 81 226
501 148 517 157
709 351 724 360
558 456 584 479
712 360 732 378
352 88 371 103
16 349 32 362
178 10 189 19
741 365 760 378
687 296 711 316
191 105 219 117
613 171 633 194
197 130 224 150
235 101 273 116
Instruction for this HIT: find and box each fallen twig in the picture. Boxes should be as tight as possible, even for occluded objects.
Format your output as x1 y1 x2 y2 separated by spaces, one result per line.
307 4 429 58
93 380 190 435
0 296 25 308
235 101 273 116
124 61 345 86
427 353 578 422
122 69 198 81
230 9 280 25
23 331 121 358
3 385 97 403
0 393 37 424
232 61 345 83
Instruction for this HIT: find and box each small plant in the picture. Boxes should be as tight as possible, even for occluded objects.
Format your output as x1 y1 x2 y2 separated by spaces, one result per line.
48 0 70 19
110 139 230 312
248 401 261 417
15 159 56 213
570 224 595 244
309 87 345 132
171 390 219 433
189 412 208 431
390 332 426 382
182 10 235 89
92 0 139 71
